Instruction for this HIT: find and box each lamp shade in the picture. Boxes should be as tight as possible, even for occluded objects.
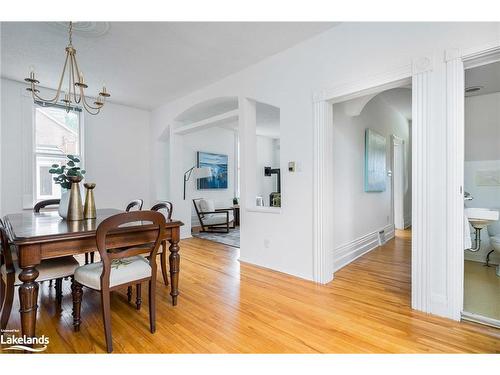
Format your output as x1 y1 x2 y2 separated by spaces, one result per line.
192 167 212 179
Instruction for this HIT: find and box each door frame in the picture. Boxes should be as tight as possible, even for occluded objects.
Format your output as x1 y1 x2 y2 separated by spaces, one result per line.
312 57 434 315
391 135 405 230
445 44 500 320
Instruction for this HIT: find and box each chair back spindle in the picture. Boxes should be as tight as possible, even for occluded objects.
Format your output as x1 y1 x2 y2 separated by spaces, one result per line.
151 202 173 220
125 199 144 212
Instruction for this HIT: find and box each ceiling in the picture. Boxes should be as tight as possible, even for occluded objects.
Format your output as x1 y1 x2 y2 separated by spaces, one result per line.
1 22 337 110
465 60 500 97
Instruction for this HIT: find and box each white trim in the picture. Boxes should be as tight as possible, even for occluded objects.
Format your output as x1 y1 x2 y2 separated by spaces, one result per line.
461 41 500 68
314 64 412 104
312 59 432 316
312 63 413 285
445 51 465 321
246 206 281 214
312 100 334 283
334 224 395 272
445 44 500 321
391 135 405 230
461 311 500 329
411 62 432 313
173 109 239 135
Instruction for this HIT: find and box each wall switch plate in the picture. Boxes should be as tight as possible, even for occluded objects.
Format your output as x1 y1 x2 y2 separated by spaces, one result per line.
288 161 296 172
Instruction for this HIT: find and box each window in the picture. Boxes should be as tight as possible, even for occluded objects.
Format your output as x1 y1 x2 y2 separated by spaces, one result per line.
34 103 82 202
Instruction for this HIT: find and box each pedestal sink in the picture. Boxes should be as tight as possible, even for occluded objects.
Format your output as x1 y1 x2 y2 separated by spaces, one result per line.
465 208 499 229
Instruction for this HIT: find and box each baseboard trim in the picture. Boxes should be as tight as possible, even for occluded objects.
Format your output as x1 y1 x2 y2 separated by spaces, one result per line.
462 311 500 328
333 224 395 272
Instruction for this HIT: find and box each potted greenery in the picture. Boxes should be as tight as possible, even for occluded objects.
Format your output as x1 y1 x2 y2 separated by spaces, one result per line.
49 155 85 219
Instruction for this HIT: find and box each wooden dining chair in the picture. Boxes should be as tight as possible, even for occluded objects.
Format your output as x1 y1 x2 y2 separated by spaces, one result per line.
0 222 79 330
125 199 144 212
151 202 173 286
72 210 165 353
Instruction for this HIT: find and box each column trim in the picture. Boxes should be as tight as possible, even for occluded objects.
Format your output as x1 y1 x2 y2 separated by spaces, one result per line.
312 100 334 283
411 66 432 313
445 53 465 321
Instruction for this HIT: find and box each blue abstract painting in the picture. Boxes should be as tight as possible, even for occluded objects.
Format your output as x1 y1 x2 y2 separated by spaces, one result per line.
364 129 386 192
197 151 228 190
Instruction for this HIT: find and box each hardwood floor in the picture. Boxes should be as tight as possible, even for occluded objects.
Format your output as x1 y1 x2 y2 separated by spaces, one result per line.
2 229 499 353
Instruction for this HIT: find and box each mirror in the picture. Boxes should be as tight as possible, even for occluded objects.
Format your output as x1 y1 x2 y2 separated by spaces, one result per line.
255 102 281 207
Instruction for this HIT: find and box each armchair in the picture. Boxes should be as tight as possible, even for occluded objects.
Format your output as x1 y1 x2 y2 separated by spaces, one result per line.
193 198 235 233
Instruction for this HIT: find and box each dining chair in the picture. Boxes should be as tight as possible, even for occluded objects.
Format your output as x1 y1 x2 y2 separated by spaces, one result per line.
0 222 79 330
125 199 144 212
33 199 60 213
72 210 165 353
151 202 173 286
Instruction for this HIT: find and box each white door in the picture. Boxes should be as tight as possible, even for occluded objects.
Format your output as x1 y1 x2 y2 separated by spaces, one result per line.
393 138 405 230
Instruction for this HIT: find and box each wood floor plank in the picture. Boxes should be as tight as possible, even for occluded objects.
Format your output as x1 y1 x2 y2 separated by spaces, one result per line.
1 229 499 353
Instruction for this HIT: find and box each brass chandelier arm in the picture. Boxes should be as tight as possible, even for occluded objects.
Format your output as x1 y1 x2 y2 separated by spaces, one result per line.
70 53 82 104
81 92 102 112
31 52 70 104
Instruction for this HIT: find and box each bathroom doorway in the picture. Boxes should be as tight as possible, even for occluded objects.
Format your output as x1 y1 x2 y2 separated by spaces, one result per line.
462 59 500 328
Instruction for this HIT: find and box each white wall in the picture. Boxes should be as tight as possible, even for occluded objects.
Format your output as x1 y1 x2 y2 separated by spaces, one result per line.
464 92 500 265
465 92 500 161
182 125 236 226
0 78 151 214
332 94 411 270
149 22 500 318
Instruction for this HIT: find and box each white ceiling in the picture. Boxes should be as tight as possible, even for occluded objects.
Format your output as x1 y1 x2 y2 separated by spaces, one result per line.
1 22 337 110
465 60 500 97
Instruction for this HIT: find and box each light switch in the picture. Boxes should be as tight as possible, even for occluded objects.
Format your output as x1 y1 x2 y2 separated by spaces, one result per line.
288 161 296 172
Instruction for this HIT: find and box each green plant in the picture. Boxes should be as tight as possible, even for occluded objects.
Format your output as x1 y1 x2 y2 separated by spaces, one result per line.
49 155 86 190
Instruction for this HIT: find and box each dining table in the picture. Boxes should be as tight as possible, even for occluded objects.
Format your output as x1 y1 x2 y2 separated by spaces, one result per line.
2 208 183 340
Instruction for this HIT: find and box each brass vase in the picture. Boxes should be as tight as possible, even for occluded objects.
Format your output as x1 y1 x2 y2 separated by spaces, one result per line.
67 175 84 221
83 183 96 219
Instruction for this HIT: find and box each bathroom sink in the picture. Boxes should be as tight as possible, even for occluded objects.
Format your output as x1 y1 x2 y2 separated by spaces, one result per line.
465 208 500 229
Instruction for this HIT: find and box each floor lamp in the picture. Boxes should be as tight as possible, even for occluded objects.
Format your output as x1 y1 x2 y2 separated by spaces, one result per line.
184 166 212 200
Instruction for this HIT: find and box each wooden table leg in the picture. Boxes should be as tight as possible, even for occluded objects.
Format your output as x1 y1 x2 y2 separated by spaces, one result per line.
18 266 39 340
168 229 180 306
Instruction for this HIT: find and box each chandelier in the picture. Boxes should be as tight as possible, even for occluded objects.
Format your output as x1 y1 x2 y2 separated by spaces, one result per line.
25 21 110 115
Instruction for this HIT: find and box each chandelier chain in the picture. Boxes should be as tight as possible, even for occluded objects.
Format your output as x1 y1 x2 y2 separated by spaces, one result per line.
69 21 73 46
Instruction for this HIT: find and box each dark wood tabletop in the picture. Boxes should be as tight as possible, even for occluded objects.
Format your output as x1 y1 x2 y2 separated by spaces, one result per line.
2 208 183 342
4 208 183 245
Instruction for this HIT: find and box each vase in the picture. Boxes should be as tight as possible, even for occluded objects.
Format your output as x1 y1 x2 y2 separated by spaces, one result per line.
67 176 84 221
83 183 96 219
58 189 70 219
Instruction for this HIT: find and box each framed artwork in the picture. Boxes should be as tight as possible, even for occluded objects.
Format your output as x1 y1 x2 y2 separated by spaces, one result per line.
197 151 228 189
364 129 386 192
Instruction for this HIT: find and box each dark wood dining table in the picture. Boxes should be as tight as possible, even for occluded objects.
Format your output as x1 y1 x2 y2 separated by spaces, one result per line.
2 208 183 340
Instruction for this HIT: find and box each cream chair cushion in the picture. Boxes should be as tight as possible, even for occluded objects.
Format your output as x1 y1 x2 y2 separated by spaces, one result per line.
198 199 215 213
202 211 234 226
74 256 151 290
1 255 79 286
